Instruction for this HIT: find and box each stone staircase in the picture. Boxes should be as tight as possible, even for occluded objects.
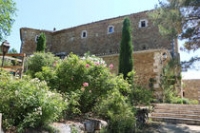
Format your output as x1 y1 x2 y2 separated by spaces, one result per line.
149 104 200 125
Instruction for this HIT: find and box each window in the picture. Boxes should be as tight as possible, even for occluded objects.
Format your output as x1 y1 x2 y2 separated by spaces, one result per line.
81 30 87 38
141 21 146 27
141 44 148 50
107 25 114 34
139 19 148 28
142 45 146 50
35 35 39 43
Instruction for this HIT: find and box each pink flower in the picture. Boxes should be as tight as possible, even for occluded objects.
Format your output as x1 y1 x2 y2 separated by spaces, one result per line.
95 62 100 65
83 82 89 87
86 64 90 68
109 64 114 69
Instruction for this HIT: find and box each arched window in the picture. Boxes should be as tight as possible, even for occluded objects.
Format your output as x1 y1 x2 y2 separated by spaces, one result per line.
35 35 39 43
141 44 148 50
107 25 114 34
139 19 148 28
81 30 87 38
142 45 146 50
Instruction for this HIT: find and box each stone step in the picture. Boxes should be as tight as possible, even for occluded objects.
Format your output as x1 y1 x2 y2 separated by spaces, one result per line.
151 113 200 120
154 107 200 111
150 116 200 125
153 109 200 114
154 104 200 109
154 107 200 112
150 104 200 125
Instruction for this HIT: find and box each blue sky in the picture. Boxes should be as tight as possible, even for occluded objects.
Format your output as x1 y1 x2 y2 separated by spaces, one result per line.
4 0 200 79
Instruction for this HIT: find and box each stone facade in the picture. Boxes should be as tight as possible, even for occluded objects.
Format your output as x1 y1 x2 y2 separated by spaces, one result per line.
20 10 178 56
101 49 171 89
183 79 200 102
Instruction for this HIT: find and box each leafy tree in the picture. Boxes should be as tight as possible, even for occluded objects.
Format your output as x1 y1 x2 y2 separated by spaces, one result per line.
8 48 18 53
0 0 16 41
119 17 133 79
149 0 200 70
36 32 46 52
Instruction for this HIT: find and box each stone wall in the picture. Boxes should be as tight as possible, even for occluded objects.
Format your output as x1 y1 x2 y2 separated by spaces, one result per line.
20 10 178 56
20 28 53 55
101 49 171 89
182 79 200 102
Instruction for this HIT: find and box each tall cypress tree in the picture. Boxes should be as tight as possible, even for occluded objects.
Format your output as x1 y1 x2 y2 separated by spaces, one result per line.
36 32 46 52
119 17 133 79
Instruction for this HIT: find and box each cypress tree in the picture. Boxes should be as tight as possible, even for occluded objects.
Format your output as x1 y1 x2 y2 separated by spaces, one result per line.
119 17 133 79
36 32 46 52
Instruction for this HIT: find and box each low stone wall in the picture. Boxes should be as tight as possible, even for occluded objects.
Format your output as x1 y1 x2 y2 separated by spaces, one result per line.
183 79 200 102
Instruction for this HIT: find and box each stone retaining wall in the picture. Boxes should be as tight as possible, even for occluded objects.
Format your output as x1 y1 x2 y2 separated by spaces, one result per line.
182 79 200 102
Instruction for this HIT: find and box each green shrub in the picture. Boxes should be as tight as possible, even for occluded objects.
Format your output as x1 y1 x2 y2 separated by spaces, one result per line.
171 97 199 104
65 90 82 117
0 59 12 66
131 86 153 106
26 52 59 77
94 91 135 132
0 74 66 133
35 66 59 90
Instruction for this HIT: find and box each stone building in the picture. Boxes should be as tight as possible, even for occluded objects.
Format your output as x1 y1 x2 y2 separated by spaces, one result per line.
20 10 179 56
19 10 181 92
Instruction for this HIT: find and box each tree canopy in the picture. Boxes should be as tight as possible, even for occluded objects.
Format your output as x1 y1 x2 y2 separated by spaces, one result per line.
149 0 200 70
0 0 16 41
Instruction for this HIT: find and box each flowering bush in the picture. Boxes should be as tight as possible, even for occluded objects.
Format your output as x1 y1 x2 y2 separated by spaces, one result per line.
56 53 132 115
0 73 66 133
24 52 136 131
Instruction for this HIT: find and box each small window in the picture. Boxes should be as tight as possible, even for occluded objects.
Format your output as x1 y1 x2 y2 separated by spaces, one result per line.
141 21 146 27
107 25 114 34
142 45 146 50
81 30 87 38
83 32 86 37
141 44 148 50
139 19 148 28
